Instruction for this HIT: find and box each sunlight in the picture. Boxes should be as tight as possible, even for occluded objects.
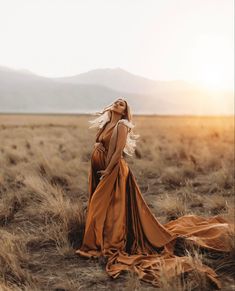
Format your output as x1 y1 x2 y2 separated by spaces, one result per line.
192 35 234 91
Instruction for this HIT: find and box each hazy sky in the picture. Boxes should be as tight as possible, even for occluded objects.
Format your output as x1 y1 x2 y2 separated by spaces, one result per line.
0 0 233 89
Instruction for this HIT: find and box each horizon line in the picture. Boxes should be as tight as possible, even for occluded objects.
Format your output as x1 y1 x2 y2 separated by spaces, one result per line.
0 112 234 118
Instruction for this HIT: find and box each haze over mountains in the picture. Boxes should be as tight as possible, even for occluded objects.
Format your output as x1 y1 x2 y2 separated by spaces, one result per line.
0 65 233 115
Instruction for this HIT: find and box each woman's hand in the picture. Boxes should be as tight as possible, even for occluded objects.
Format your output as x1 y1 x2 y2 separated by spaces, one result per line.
94 142 106 153
97 169 110 180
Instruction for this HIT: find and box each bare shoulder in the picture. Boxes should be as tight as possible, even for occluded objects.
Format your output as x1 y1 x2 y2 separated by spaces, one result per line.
117 119 132 132
117 122 128 134
118 119 134 131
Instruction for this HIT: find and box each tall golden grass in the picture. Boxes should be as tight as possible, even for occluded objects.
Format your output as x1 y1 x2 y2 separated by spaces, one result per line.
0 114 234 290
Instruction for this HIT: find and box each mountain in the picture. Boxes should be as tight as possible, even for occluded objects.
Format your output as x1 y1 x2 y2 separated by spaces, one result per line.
54 67 195 94
0 66 118 113
0 65 233 115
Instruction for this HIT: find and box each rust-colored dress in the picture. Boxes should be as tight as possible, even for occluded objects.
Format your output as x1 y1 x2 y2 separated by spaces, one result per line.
76 123 234 289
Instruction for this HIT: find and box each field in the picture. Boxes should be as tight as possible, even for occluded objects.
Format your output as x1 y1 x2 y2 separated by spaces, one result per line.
0 114 234 290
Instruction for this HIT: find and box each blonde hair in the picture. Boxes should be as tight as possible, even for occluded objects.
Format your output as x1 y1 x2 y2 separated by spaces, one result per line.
88 97 139 156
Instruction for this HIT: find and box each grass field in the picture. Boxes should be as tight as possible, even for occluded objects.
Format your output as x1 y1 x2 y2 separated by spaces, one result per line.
0 114 234 290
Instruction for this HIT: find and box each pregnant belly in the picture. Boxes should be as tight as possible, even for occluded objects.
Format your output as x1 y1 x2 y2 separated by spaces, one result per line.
91 147 106 172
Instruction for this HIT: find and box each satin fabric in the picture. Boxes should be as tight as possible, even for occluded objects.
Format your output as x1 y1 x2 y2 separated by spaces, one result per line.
76 125 234 289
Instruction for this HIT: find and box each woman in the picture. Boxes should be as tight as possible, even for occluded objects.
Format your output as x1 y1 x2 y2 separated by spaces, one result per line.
76 97 234 289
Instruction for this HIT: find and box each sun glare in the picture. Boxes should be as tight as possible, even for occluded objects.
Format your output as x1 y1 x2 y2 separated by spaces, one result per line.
192 35 234 92
198 73 233 91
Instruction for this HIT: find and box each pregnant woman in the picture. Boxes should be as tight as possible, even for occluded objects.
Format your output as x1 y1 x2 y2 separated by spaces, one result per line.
76 97 234 289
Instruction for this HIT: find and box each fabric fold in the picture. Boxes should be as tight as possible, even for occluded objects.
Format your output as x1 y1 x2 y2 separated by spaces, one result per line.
76 122 234 290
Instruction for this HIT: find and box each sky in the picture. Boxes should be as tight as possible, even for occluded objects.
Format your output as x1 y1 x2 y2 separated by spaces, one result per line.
0 0 234 90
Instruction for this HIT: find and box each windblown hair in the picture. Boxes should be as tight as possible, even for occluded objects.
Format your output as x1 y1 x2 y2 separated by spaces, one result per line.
88 97 139 156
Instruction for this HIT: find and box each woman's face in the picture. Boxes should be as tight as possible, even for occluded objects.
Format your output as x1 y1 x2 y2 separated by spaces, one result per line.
111 99 127 116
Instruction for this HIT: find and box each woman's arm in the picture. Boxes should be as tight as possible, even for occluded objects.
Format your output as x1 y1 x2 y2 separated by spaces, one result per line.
105 123 128 172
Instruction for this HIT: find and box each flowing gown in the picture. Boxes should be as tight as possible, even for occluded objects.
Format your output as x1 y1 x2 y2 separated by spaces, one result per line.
76 124 234 289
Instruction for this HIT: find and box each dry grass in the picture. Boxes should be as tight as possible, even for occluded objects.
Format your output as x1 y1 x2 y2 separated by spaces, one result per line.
157 249 212 291
0 114 234 290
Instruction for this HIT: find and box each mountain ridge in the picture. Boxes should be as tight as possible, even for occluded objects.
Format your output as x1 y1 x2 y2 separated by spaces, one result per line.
0 65 233 115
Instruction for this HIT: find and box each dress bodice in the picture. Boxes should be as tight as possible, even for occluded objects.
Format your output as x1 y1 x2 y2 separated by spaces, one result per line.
97 124 116 152
91 124 116 173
